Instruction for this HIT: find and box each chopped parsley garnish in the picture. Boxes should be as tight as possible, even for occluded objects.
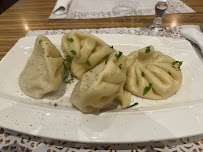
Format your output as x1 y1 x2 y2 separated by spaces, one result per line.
70 50 76 55
46 55 49 57
65 78 74 84
63 74 74 84
143 83 152 96
141 72 145 77
115 51 122 59
65 55 72 62
125 102 138 109
63 55 72 72
119 64 122 69
171 61 183 70
63 62 67 71
39 40 42 44
68 65 71 71
63 75 68 82
86 60 91 66
110 46 114 49
145 46 150 53
168 71 172 76
54 103 58 107
105 58 109 65
67 38 74 42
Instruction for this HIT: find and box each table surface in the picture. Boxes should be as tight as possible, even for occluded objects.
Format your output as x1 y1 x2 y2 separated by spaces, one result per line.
0 1 203 151
0 0 203 60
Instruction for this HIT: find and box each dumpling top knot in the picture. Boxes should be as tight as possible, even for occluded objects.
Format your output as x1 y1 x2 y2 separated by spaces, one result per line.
70 51 131 113
138 45 154 61
125 45 183 100
19 35 64 99
61 31 115 79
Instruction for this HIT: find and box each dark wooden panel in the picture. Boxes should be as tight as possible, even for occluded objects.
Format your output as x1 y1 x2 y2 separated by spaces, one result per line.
0 0 203 60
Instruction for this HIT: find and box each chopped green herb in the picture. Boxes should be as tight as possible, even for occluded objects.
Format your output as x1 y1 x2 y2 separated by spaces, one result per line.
171 61 183 70
68 66 71 71
141 72 145 77
70 50 76 55
105 58 109 65
54 103 58 107
46 55 49 57
65 78 74 84
143 83 153 96
110 46 114 49
65 55 72 62
63 74 74 84
63 55 72 73
168 71 172 76
63 75 68 82
119 64 122 69
115 51 122 59
86 60 91 66
39 40 42 44
67 38 73 42
125 102 138 109
63 62 67 71
145 46 150 53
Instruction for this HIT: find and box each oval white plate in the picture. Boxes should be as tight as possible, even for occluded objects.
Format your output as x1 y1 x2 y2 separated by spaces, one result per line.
0 34 203 143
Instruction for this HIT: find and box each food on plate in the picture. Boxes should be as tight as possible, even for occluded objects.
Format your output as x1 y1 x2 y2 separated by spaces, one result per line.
61 31 115 79
19 35 64 99
18 32 184 113
70 52 131 113
125 45 183 100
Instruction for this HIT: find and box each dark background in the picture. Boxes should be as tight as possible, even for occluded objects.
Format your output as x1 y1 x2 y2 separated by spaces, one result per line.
0 0 19 14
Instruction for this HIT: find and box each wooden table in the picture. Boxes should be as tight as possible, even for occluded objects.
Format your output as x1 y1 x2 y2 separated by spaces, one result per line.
0 0 202 60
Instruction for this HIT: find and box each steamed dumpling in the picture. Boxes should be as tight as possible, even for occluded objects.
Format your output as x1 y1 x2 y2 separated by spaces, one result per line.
125 45 183 100
61 31 115 79
70 52 131 113
19 35 64 99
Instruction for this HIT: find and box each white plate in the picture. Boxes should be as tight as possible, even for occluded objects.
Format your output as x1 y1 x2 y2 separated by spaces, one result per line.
0 34 203 143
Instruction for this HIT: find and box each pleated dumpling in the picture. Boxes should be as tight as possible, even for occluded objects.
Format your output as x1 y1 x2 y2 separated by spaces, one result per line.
70 52 131 113
125 45 183 100
61 31 115 79
19 35 64 99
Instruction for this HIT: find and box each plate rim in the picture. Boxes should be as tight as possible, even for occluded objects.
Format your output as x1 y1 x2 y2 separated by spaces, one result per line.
0 34 203 143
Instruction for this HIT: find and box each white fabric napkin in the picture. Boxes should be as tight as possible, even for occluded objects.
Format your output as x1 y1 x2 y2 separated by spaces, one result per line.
181 28 203 54
52 0 72 15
